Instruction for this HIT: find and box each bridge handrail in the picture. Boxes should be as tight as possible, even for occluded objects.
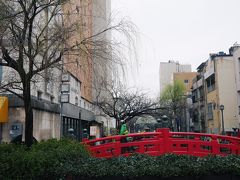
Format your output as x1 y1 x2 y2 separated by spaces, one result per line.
169 131 240 145
82 128 240 158
170 131 240 140
83 132 163 146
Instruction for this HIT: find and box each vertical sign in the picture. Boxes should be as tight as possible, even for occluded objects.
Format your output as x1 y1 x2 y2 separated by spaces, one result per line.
90 126 97 136
0 97 8 122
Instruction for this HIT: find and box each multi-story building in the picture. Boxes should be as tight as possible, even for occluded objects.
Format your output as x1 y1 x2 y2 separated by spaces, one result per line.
159 61 191 95
191 62 207 132
91 0 116 136
61 0 96 141
192 51 239 134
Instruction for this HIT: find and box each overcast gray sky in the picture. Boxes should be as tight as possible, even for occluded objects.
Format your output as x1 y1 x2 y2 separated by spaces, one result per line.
111 0 240 97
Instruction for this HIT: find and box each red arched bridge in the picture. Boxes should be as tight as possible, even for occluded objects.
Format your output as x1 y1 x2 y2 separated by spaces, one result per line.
82 128 240 158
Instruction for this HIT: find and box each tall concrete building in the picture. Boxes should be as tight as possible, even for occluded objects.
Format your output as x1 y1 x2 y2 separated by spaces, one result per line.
61 0 115 139
92 0 111 99
91 0 116 135
192 50 239 134
191 63 206 132
159 61 192 94
205 52 238 134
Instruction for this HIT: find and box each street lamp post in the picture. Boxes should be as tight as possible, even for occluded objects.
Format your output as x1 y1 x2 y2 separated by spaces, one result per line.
162 115 168 128
156 118 162 128
156 115 168 130
219 105 225 135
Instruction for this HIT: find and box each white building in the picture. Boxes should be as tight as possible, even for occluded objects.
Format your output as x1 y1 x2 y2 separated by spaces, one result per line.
91 0 116 134
159 60 191 94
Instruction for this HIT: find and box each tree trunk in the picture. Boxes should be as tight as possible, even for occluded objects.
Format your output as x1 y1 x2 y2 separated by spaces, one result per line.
116 119 119 131
23 81 34 147
116 119 121 132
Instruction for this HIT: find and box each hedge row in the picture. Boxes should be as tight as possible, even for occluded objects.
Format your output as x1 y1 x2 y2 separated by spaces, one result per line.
0 138 90 179
0 139 240 179
73 154 240 179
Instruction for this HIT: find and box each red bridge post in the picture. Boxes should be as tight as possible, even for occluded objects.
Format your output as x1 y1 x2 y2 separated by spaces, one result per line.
211 136 219 155
156 128 171 154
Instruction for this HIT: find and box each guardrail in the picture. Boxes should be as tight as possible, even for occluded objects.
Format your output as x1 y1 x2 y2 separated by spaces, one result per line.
82 128 240 158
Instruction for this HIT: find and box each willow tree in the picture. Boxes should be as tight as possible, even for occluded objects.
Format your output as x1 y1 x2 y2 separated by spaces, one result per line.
160 80 186 131
0 0 136 146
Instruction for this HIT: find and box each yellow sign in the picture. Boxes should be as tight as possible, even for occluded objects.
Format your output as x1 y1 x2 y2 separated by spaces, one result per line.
0 97 8 123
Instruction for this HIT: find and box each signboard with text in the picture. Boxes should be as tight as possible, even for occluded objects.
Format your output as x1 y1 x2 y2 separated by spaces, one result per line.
60 94 69 103
90 126 97 136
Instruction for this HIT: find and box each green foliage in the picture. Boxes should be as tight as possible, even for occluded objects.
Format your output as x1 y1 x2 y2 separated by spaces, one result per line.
74 154 240 178
1 141 240 179
160 80 186 124
0 139 90 179
160 80 186 103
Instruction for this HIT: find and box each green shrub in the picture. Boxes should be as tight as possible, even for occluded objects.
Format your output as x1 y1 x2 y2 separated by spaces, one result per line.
66 154 240 178
0 139 90 179
0 140 240 179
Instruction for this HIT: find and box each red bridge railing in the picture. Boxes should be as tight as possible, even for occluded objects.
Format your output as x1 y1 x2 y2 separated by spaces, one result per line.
82 128 240 158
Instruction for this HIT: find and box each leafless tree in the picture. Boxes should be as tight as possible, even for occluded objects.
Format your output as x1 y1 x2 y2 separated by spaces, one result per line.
94 81 162 130
0 0 136 146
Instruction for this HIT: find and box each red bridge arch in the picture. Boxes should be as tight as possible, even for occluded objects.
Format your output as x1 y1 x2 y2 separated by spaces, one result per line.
82 128 240 158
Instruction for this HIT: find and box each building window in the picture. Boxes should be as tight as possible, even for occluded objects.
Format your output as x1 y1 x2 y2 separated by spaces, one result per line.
75 96 78 106
192 89 197 103
184 79 189 84
206 74 215 93
37 91 42 100
46 79 53 94
207 103 213 120
50 96 54 103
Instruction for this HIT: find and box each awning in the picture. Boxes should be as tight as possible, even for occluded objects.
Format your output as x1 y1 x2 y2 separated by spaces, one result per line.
0 97 8 123
62 103 95 121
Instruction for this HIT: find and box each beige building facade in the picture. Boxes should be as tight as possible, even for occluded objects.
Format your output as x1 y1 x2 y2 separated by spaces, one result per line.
196 52 239 134
62 0 93 102
173 72 197 94
160 61 192 95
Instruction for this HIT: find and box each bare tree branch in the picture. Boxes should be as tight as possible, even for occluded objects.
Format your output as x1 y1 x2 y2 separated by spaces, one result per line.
93 81 162 129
